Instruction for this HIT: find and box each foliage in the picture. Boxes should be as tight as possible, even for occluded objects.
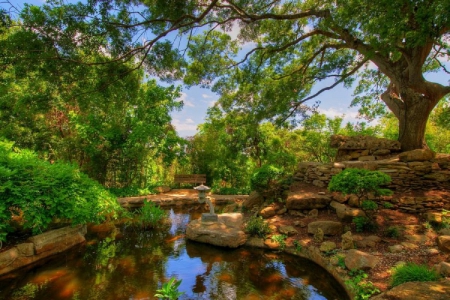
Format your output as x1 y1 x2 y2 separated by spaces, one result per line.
244 216 271 238
293 240 303 253
250 164 283 194
328 168 393 201
346 269 380 300
361 200 378 211
154 277 184 300
0 140 121 242
385 226 401 239
382 202 394 209
108 187 157 198
353 217 378 233
271 234 287 251
212 186 251 195
335 255 346 269
135 201 167 229
391 263 440 287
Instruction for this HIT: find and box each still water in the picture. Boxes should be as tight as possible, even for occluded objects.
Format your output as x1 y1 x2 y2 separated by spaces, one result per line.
0 209 349 300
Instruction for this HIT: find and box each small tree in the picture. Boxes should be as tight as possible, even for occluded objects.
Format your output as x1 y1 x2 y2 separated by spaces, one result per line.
328 168 393 202
328 168 393 232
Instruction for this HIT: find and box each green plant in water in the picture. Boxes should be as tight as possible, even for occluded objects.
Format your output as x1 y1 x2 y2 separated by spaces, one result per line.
271 234 287 250
245 216 271 238
136 201 166 229
345 269 380 300
390 263 440 287
155 277 184 300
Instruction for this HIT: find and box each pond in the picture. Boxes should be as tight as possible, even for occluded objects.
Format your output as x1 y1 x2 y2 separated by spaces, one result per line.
0 209 349 300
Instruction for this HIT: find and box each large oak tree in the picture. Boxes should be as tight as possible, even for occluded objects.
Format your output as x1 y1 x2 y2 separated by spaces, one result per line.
4 0 450 150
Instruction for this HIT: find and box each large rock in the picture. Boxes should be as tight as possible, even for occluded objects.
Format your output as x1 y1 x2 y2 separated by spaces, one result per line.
331 201 366 222
259 206 276 219
399 149 435 162
437 235 450 252
371 280 450 300
286 192 332 210
186 213 247 248
242 191 264 209
307 221 343 236
344 249 379 270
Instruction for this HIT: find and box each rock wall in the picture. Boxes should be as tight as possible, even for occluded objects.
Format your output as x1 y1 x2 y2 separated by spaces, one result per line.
293 136 450 213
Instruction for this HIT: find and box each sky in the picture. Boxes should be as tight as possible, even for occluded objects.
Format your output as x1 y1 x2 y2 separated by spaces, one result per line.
6 0 450 138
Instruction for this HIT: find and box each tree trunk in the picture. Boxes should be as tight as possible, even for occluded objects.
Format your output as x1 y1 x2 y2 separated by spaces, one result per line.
382 84 441 151
397 100 431 151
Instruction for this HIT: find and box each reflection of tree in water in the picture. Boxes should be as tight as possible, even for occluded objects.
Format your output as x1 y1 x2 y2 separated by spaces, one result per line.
185 243 312 299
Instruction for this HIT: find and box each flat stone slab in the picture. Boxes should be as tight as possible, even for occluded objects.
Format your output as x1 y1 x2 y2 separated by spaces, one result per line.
372 280 450 300
286 192 332 210
186 213 247 248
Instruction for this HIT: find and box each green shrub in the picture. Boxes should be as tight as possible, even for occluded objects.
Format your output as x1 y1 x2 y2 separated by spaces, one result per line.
250 164 283 193
136 201 167 228
0 140 122 242
353 216 378 233
385 226 401 238
346 269 380 300
382 202 394 209
271 234 287 250
328 168 393 200
245 216 271 238
361 200 378 210
391 263 440 287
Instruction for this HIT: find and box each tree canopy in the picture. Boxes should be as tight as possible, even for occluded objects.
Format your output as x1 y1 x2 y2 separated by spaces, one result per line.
2 0 450 151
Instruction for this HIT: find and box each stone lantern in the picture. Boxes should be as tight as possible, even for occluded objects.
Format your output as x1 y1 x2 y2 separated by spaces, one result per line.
194 184 218 222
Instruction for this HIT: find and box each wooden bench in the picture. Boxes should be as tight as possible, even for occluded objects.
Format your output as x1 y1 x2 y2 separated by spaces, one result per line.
174 174 206 186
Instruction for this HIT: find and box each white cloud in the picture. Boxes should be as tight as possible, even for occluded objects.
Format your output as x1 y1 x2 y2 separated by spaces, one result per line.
202 94 211 98
172 118 198 132
176 92 195 107
317 107 359 123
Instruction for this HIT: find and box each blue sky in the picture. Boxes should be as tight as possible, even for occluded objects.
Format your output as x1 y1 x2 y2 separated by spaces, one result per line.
6 0 450 137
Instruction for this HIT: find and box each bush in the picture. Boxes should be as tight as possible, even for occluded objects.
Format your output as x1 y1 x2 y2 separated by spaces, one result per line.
391 263 440 287
361 200 378 210
136 201 166 228
385 226 401 238
250 164 283 193
353 216 378 233
346 269 380 300
245 216 271 238
0 140 122 242
328 168 393 200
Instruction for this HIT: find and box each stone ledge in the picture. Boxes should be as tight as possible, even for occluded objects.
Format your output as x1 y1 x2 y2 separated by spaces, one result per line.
0 225 86 276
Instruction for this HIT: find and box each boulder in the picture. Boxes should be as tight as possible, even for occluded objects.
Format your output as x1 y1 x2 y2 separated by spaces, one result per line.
186 213 247 248
286 192 332 210
259 206 276 219
341 231 354 250
344 249 379 270
437 235 450 252
331 201 366 222
308 221 343 236
434 262 450 277
242 191 263 209
371 280 450 300
320 241 336 252
278 225 298 236
399 149 435 162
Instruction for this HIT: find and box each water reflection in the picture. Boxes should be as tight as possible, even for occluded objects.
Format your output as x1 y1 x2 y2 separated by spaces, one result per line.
0 209 348 300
